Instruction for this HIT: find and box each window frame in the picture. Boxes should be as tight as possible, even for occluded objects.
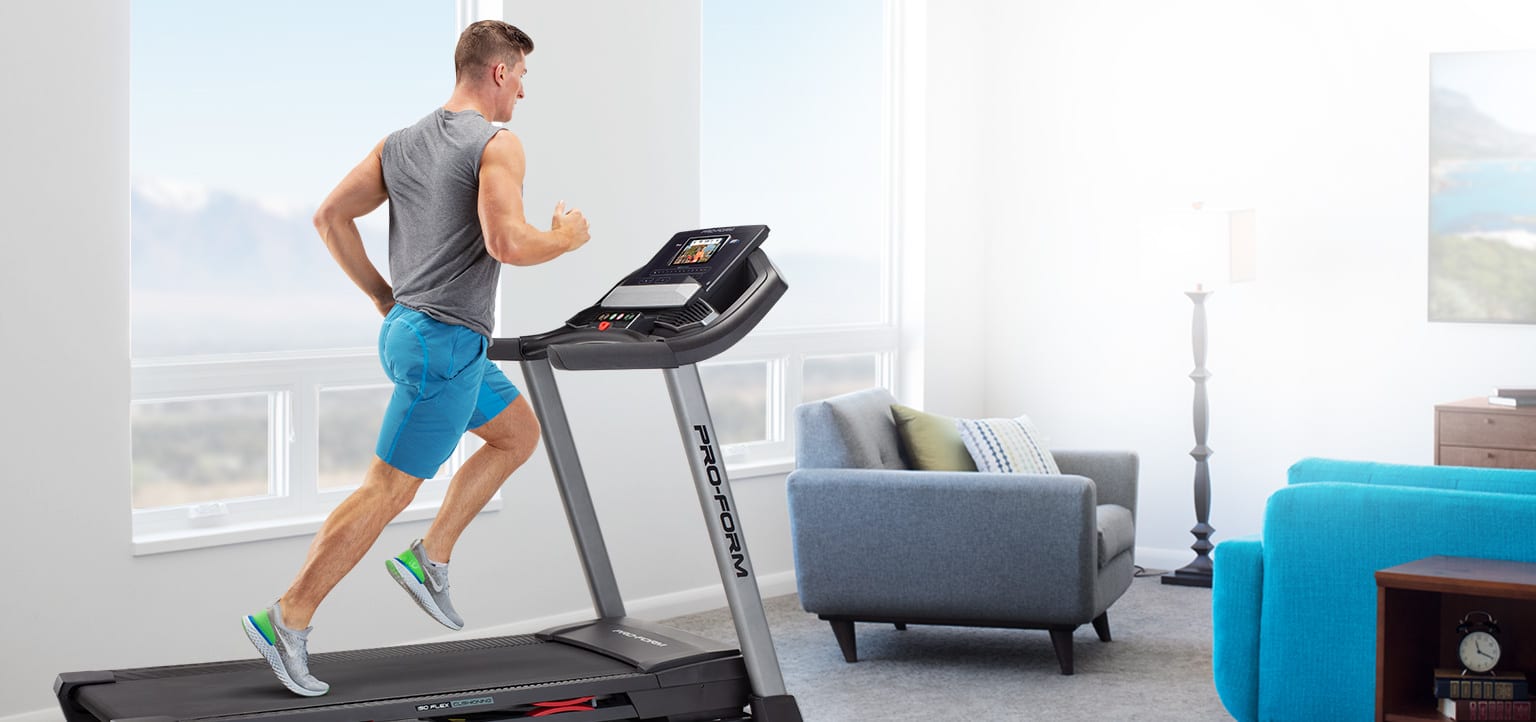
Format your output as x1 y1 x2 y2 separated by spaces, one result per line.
130 352 488 555
703 327 900 473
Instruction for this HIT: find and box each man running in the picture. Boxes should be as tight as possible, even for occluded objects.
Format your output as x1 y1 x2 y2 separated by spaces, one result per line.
241 19 590 697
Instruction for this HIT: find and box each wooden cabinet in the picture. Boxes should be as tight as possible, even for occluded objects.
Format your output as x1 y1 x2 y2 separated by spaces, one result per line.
1436 398 1536 471
1377 556 1536 721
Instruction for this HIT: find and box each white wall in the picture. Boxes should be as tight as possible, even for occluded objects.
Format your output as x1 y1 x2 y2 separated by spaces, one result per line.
919 1 992 416
0 1 807 717
0 0 133 715
950 0 1536 561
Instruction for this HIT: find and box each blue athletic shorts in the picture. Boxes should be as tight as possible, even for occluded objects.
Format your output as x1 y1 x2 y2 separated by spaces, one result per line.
375 304 521 479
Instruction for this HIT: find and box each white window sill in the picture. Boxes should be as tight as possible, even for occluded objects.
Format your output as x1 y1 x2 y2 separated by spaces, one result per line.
727 457 795 480
132 497 503 557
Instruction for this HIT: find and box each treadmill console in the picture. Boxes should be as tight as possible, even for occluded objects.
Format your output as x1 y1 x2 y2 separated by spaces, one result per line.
598 225 768 311
491 224 785 370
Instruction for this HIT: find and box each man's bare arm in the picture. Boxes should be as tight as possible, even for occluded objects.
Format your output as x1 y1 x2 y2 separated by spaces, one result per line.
478 131 590 266
315 139 393 315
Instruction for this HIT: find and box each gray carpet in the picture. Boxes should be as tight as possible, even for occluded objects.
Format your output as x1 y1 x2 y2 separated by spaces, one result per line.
663 574 1231 721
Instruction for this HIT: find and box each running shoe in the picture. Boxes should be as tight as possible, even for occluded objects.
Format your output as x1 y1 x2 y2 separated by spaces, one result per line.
387 538 464 630
241 601 329 697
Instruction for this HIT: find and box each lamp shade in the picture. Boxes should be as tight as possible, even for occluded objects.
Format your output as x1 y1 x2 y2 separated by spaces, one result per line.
1168 203 1257 291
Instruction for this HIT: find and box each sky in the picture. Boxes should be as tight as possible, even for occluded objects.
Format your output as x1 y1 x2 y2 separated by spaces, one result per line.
131 0 885 212
129 0 889 354
1432 50 1536 136
131 0 456 208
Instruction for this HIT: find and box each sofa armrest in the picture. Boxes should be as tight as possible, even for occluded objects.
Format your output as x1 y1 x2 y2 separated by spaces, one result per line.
1254 482 1536 721
787 467 1099 624
1212 534 1264 722
1053 450 1139 519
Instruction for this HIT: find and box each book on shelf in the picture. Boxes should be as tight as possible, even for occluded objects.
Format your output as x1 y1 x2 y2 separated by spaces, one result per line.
1439 697 1534 720
1490 396 1536 407
1434 669 1530 701
1494 388 1536 399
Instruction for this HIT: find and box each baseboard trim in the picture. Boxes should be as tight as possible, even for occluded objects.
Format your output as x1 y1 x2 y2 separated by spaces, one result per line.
1136 545 1202 575
416 570 800 644
0 707 63 722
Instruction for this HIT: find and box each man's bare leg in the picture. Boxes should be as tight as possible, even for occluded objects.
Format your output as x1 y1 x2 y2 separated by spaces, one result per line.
421 394 541 563
280 459 424 629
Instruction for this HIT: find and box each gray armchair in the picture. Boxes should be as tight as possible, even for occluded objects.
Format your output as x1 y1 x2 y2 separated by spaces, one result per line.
785 388 1139 675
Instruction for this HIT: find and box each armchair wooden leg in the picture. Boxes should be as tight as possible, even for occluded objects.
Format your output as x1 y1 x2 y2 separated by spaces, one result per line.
1091 612 1111 642
1048 628 1075 675
829 619 858 663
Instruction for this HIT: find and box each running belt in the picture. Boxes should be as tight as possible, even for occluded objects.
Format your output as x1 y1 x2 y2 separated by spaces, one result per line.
60 633 751 722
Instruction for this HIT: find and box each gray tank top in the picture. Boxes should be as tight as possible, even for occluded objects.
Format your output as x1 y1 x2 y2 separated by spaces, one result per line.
381 108 505 337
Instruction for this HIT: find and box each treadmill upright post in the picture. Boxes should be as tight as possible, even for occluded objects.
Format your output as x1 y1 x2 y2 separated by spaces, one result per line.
663 364 796 711
520 358 627 619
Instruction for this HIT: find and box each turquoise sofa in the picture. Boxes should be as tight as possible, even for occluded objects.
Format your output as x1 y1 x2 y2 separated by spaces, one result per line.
1212 458 1536 722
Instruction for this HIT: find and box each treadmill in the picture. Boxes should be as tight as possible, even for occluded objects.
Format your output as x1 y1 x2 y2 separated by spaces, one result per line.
55 225 803 722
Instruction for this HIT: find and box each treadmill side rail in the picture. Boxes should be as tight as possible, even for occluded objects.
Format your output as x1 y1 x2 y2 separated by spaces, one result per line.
54 671 116 722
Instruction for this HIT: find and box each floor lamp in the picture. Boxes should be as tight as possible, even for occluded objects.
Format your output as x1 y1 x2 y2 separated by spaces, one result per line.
1163 205 1256 588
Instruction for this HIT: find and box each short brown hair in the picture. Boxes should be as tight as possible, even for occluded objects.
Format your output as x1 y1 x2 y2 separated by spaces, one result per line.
454 20 534 83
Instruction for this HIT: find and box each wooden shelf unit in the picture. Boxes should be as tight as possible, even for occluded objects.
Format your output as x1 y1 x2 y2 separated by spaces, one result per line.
1377 556 1536 722
1436 398 1536 471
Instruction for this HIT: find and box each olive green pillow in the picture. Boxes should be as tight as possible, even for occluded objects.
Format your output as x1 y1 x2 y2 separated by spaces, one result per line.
890 404 978 472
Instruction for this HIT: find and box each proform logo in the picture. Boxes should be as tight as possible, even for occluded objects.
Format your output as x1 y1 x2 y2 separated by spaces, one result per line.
612 628 669 647
693 424 750 578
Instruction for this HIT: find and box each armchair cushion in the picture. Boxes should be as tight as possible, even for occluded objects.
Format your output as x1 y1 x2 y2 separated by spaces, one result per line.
890 403 977 471
957 415 1061 475
795 388 907 470
1096 504 1135 566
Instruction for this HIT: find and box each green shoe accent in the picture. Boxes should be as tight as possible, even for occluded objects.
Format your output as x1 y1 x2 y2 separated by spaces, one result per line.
250 609 276 646
396 548 426 584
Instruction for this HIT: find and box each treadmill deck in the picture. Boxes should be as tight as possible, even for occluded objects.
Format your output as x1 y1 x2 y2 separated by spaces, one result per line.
70 634 739 721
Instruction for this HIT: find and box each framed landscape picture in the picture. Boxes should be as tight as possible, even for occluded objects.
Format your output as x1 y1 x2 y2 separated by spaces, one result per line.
1429 50 1536 323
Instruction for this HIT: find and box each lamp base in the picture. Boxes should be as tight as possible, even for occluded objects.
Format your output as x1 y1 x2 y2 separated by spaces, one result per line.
1161 558 1213 588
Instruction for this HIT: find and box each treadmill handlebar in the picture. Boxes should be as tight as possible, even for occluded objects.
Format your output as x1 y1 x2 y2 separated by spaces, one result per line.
510 326 652 356
490 250 786 371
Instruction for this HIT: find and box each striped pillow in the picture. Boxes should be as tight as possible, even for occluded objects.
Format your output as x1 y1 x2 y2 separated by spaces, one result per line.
955 415 1060 475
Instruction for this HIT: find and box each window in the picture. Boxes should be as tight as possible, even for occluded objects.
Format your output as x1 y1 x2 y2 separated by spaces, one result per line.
699 0 899 466
699 362 775 447
317 385 395 490
129 1 488 552
131 394 274 509
803 353 885 404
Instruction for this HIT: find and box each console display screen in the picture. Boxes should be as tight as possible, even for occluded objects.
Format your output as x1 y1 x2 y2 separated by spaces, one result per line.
670 237 725 266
